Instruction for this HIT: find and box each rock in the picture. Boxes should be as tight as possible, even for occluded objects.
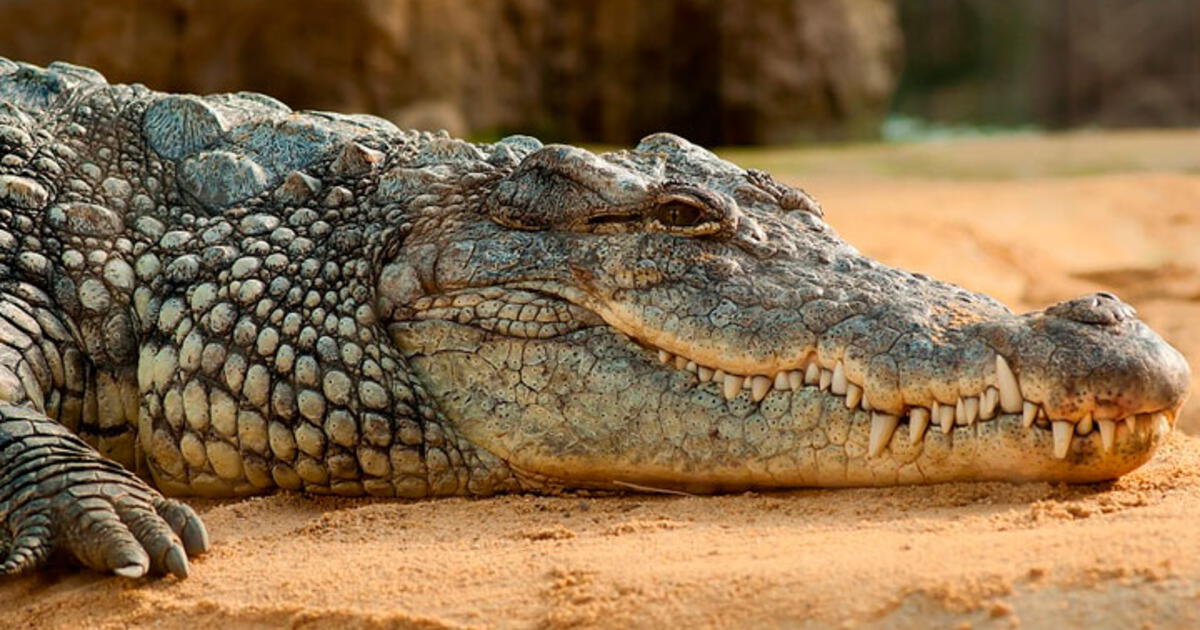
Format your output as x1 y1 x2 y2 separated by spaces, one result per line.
0 0 901 145
388 100 468 139
896 0 1200 130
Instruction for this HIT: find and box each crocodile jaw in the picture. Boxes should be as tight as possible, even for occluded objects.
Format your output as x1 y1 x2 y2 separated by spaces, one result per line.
391 314 1181 490
385 266 1188 488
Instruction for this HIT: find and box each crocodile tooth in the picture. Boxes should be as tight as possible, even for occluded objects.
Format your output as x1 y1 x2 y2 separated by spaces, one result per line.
938 403 954 434
788 370 803 391
831 362 847 395
723 373 743 400
845 382 862 409
685 361 698 373
995 355 1023 413
1154 412 1171 435
674 355 689 370
805 363 820 385
1098 420 1116 452
751 375 772 402
1124 416 1136 432
955 398 967 426
1052 421 1074 459
909 407 930 445
868 413 900 457
964 397 979 424
861 392 872 411
819 369 832 391
979 387 998 419
1022 401 1038 428
774 372 790 391
697 366 714 382
658 350 672 363
1136 414 1151 435
1076 413 1093 435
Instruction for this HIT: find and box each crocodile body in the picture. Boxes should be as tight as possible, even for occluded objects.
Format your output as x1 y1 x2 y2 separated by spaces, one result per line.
0 60 1188 578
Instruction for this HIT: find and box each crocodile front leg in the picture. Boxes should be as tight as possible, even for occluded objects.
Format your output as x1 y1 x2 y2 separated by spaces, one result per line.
0 286 207 578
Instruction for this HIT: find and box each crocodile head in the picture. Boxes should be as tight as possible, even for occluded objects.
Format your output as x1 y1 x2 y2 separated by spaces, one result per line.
381 133 1190 491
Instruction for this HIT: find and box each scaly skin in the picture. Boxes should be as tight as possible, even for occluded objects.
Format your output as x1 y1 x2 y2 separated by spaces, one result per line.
0 60 1189 578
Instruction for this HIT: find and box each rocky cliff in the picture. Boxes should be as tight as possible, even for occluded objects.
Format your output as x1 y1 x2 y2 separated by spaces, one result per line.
0 0 901 145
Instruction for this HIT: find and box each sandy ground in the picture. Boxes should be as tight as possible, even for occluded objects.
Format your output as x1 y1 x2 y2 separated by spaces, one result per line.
3 131 1200 629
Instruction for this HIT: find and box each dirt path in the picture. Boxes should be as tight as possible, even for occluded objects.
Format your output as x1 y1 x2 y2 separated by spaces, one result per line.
3 133 1199 629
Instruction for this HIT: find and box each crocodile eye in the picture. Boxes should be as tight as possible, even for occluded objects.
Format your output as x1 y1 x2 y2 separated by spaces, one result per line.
652 201 704 228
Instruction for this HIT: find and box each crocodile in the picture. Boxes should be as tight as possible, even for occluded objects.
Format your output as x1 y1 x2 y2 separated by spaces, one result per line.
0 59 1189 580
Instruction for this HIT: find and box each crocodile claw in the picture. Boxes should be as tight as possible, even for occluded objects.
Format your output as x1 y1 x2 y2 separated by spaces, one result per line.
0 413 208 579
1 482 208 580
1 480 208 579
163 545 189 579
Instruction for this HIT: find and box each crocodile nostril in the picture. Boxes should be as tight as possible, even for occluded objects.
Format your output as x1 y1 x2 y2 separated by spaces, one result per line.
1046 292 1137 326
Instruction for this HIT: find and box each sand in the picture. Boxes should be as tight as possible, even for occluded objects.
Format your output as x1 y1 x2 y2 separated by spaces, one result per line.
3 131 1200 629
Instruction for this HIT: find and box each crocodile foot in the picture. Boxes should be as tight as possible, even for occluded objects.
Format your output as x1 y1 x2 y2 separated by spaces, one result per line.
0 409 209 579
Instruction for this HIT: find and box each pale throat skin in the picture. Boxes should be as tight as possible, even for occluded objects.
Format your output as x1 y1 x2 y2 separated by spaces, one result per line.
0 59 1189 579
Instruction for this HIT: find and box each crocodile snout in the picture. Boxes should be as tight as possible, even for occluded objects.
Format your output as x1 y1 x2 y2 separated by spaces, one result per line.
978 291 1190 426
1041 291 1187 421
1045 292 1137 326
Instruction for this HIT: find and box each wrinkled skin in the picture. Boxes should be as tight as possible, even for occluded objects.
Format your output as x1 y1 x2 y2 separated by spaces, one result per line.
0 60 1189 579
387 139 1188 490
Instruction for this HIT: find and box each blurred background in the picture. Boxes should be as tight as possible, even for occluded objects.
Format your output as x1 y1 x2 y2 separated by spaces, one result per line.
0 0 1196 145
3 0 1200 433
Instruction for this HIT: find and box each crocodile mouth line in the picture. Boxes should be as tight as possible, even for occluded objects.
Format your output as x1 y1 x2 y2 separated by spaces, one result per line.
641 342 1177 461
402 285 1177 462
